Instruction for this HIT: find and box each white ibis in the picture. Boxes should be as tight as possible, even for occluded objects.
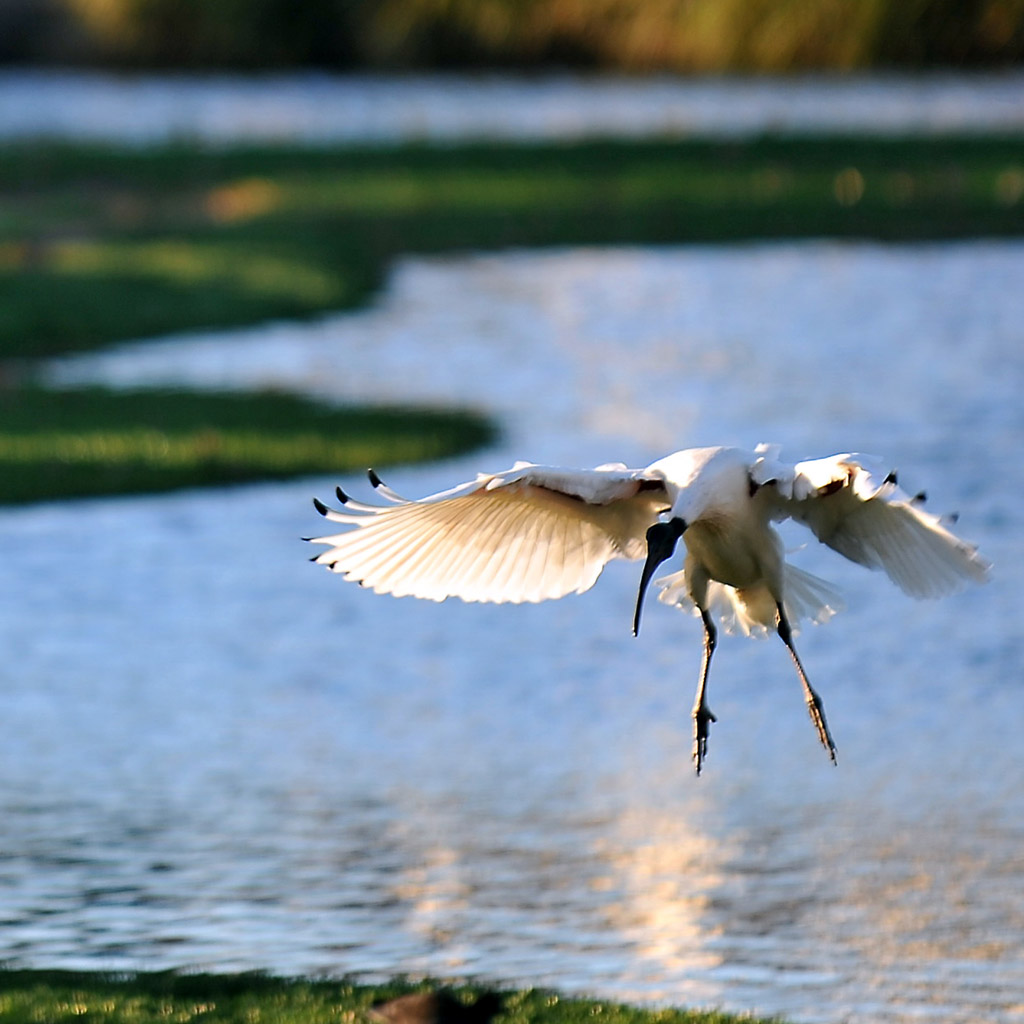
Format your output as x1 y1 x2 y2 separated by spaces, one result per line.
309 445 990 773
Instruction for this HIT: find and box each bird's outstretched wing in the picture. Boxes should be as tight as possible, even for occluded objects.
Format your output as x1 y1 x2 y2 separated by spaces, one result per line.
752 449 990 598
309 462 669 603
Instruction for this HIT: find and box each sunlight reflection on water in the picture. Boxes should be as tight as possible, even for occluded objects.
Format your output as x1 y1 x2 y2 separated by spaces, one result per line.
5 241 1024 1024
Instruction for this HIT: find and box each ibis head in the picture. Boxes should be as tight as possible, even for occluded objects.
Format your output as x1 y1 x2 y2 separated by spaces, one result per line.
632 516 687 637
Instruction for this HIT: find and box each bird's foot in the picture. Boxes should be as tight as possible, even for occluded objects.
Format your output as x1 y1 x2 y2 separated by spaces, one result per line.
805 691 837 764
692 702 717 775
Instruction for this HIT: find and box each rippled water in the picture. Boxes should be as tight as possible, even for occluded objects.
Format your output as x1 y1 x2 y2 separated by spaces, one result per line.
6 241 1024 1024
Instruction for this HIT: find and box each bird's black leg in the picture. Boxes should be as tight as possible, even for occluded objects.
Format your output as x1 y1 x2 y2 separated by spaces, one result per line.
692 607 718 775
776 602 837 764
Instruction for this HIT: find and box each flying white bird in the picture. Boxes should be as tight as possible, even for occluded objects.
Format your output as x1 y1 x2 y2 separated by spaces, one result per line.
309 445 990 773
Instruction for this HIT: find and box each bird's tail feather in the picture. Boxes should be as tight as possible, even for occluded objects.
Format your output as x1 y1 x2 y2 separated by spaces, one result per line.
655 564 844 637
779 564 845 633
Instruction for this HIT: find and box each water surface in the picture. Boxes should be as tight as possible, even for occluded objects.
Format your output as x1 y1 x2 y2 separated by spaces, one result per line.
2 70 1023 144
6 241 1024 1024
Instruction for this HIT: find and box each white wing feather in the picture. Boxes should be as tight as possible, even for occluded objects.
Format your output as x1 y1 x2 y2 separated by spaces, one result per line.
758 452 990 598
309 463 668 604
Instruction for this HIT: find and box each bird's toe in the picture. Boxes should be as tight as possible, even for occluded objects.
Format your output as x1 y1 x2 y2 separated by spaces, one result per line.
692 703 717 775
804 693 837 764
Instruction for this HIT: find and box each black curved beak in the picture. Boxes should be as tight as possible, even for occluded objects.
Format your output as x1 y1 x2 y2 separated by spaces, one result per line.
632 517 686 637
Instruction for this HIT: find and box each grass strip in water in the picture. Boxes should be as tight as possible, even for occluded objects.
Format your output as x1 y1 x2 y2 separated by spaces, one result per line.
3 135 1024 359
3 134 1021 501
0 386 496 504
0 972 772 1024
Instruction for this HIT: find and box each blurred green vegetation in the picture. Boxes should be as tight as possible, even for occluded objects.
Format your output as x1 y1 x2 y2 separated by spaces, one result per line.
0 971 769 1024
2 133 1021 502
6 0 1024 69
0 386 496 503
3 136 1024 359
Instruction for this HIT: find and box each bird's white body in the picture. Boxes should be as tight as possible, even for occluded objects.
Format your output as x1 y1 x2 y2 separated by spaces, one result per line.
309 444 989 771
650 447 788 632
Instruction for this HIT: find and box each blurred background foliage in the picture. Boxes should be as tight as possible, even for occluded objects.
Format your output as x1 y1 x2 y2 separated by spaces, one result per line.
2 0 1023 71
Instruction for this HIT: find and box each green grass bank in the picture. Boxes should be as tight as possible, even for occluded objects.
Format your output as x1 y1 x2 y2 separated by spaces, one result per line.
4 135 1024 359
2 133 1022 503
0 387 495 504
0 972 773 1024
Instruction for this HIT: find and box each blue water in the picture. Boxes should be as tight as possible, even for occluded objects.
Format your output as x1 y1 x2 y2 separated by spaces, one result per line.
4 241 1024 1024
2 69 1023 144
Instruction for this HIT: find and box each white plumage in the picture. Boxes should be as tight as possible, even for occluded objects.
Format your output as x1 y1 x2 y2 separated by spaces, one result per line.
309 444 989 772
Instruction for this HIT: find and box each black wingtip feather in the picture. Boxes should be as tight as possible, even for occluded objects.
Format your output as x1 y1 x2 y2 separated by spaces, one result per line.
884 469 898 485
313 497 329 516
368 468 383 488
336 485 350 504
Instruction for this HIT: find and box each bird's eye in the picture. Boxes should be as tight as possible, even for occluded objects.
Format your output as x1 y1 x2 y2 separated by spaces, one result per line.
646 517 686 544
645 521 670 543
